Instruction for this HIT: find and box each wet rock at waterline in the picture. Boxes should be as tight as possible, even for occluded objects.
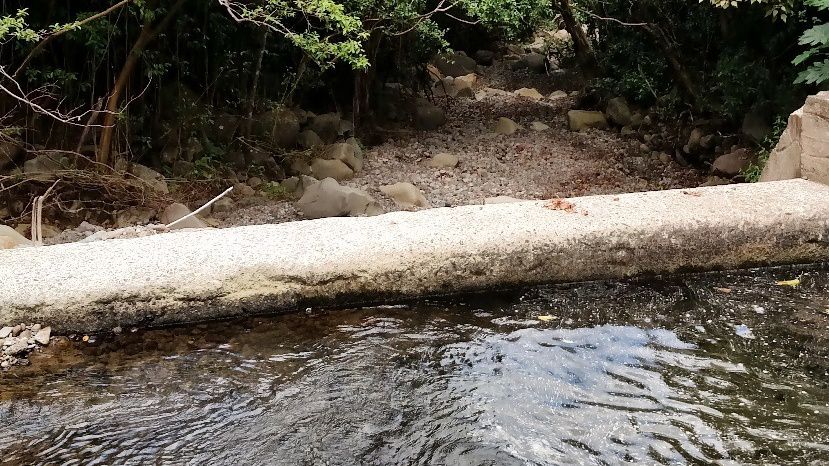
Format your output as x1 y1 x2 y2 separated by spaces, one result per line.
297 178 382 219
567 110 609 131
494 117 521 135
427 152 459 169
161 203 209 229
0 323 52 370
0 225 32 250
379 182 430 209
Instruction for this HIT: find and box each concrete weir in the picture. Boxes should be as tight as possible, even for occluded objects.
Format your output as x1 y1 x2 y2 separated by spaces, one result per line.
2 179 829 333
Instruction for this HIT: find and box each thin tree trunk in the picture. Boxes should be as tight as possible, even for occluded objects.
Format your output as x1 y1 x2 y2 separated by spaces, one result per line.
557 0 596 71
644 24 700 109
97 0 186 165
245 28 269 138
352 30 383 133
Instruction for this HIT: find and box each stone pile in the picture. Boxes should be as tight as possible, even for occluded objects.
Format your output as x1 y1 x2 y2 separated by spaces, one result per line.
1 323 51 369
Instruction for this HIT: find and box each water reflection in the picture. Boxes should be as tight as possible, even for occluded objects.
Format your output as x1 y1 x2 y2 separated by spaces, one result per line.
1 266 829 464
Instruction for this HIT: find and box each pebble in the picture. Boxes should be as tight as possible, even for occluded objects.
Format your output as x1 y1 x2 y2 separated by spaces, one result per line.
34 327 51 345
0 327 11 339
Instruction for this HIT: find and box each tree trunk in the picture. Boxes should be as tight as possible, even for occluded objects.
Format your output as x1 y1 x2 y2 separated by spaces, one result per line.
557 0 597 71
244 28 269 138
97 0 186 165
352 30 383 134
644 24 701 109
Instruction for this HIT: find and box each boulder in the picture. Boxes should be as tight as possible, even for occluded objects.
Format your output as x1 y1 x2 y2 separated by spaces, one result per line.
414 102 447 130
116 208 156 228
379 182 430 209
712 148 753 177
323 143 363 172
474 50 495 66
310 112 342 144
310 158 354 181
23 153 66 177
288 158 312 176
520 53 547 73
494 117 521 135
530 121 550 131
432 52 477 77
161 203 209 229
211 197 235 214
297 178 382 219
428 152 459 168
548 90 568 100
298 129 324 149
256 108 300 148
514 88 544 100
0 140 23 172
761 92 829 185
567 110 608 131
0 225 31 249
553 29 572 43
606 97 633 127
742 110 772 143
130 163 169 193
454 73 477 89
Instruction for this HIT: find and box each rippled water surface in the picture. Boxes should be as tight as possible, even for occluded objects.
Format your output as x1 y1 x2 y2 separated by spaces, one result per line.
3 266 829 465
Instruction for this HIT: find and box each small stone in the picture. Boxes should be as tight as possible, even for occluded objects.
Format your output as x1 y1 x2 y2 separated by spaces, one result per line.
529 121 550 131
0 327 12 339
1 361 8 368
514 88 544 100
247 177 264 189
34 326 51 345
112 326 123 334
233 183 256 197
11 325 22 337
18 329 31 340
494 117 520 135
428 153 459 169
379 182 430 209
4 339 28 356
31 324 41 333
548 90 568 100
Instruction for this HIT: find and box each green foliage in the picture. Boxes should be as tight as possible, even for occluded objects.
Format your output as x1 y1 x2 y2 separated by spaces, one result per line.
794 0 829 84
260 181 290 199
742 115 788 182
0 9 38 42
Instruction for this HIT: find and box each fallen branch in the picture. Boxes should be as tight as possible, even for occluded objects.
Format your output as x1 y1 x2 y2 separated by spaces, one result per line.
165 186 233 229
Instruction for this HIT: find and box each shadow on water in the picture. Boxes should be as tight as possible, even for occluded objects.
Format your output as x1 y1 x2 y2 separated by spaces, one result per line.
2 265 829 464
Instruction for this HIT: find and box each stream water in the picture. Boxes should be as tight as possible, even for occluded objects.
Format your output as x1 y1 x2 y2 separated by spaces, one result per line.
2 266 829 465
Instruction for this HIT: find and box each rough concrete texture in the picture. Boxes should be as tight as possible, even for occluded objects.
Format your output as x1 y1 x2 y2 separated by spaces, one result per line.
2 179 829 333
761 91 828 184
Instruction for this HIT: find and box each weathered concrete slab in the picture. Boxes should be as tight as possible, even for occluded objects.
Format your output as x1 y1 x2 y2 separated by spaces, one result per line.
2 179 829 333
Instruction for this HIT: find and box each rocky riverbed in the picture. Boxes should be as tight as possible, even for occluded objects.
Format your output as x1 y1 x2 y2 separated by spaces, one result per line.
1 323 52 369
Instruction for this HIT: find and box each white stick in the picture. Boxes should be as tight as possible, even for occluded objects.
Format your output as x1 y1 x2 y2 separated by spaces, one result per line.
165 186 234 229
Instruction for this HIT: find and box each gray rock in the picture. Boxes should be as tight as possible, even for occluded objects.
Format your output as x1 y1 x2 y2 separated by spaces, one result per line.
297 178 382 219
432 52 477 77
548 90 568 100
567 110 608 131
233 183 256 197
34 326 50 345
713 148 753 177
520 53 547 73
474 50 494 66
212 197 235 214
415 102 447 130
379 182 430 209
606 97 633 127
530 121 550 131
256 108 300 148
0 225 31 250
310 158 354 181
514 88 544 100
298 129 324 149
130 163 169 193
494 117 521 135
310 113 342 144
0 327 12 339
0 140 23 173
323 143 363 172
3 339 28 356
161 203 209 229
